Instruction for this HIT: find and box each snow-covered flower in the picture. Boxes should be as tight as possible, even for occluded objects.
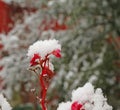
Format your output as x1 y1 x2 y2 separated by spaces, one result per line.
0 93 12 110
57 83 112 110
27 39 61 66
27 39 61 110
71 101 83 110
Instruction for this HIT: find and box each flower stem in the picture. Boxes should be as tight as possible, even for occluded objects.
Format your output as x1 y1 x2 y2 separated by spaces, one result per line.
40 69 47 110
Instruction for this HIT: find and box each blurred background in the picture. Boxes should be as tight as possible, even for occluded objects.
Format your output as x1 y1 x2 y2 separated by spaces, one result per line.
0 0 120 110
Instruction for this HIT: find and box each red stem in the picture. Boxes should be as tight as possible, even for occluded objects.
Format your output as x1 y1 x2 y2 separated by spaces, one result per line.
40 70 47 110
39 56 49 110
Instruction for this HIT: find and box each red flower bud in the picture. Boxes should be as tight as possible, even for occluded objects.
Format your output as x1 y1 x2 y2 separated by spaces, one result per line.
52 49 61 58
30 53 41 66
71 102 83 110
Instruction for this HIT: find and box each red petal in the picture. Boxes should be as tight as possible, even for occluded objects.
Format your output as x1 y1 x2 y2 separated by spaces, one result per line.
30 53 41 66
52 49 61 58
71 102 83 110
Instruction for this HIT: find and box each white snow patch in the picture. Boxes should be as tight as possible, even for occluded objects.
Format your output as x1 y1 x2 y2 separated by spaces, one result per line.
57 101 72 110
71 83 94 103
0 93 12 110
27 39 61 59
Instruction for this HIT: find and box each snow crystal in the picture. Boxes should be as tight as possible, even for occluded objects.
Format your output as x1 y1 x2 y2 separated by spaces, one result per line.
0 94 12 110
27 39 61 59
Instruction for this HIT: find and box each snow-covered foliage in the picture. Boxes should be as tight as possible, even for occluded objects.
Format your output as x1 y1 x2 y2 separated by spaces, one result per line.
0 93 12 110
3 0 43 8
57 83 112 110
0 0 119 109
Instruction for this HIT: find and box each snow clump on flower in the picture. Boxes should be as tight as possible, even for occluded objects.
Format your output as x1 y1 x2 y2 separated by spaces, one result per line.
57 102 72 110
57 83 112 110
71 83 94 103
27 39 61 59
0 93 12 110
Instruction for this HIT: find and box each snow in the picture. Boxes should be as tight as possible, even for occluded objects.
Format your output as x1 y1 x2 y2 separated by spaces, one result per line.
57 102 72 110
72 83 94 103
0 94 12 110
91 88 112 110
27 39 61 59
57 82 113 110
1 34 19 50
